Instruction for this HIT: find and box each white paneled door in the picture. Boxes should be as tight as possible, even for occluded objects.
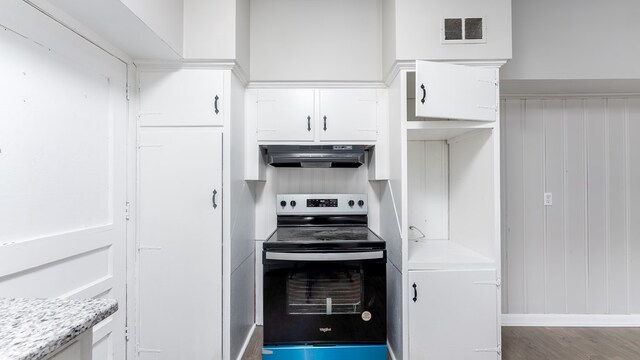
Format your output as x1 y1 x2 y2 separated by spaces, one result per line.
409 269 499 360
256 89 316 141
415 61 498 121
318 89 378 142
137 127 223 359
139 69 224 127
0 2 127 360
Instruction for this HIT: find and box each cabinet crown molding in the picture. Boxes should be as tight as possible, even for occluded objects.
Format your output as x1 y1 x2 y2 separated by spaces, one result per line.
134 60 249 85
246 81 386 89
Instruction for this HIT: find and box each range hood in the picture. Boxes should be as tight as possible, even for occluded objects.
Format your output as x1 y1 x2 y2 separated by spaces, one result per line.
263 145 366 168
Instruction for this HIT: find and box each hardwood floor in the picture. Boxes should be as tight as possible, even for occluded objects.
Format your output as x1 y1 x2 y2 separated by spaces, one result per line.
242 326 640 359
502 327 640 360
242 326 263 360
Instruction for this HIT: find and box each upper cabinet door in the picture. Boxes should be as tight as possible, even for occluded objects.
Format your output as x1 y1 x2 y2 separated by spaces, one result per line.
139 69 224 126
319 89 377 142
256 89 315 141
415 61 498 121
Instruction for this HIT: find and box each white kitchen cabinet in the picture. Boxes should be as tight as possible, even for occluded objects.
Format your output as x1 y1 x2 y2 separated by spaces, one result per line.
319 89 377 142
46 332 92 360
139 69 224 126
256 89 315 141
414 61 498 121
384 66 501 360
408 269 500 360
137 127 223 359
253 88 378 142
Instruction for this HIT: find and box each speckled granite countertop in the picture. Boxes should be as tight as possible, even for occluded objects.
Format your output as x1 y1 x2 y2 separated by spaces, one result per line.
0 298 118 360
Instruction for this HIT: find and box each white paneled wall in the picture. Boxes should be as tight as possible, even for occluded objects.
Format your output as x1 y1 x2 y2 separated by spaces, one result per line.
254 166 372 239
501 97 640 315
0 2 128 358
407 141 449 241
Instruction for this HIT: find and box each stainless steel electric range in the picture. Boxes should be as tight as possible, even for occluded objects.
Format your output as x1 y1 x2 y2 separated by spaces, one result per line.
262 194 387 360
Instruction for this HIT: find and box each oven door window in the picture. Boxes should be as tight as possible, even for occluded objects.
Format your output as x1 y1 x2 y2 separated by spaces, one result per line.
287 269 363 315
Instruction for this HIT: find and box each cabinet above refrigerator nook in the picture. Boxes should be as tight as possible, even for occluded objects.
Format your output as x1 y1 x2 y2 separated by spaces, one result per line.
412 61 499 122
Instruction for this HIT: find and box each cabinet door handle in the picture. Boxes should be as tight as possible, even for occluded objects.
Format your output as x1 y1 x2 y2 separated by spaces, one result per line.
307 116 311 131
412 283 418 302
214 95 220 114
323 115 327 131
420 84 426 104
212 189 218 209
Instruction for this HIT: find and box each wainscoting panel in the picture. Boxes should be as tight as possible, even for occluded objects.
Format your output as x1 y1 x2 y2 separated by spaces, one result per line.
501 97 640 316
0 2 128 358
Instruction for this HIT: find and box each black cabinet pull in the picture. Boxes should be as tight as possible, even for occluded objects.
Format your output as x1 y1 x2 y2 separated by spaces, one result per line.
323 116 327 131
212 189 218 209
307 116 311 131
214 95 220 114
420 84 426 104
412 283 418 302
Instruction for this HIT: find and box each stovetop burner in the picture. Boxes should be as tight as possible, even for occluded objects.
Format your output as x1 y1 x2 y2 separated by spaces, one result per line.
276 226 371 241
264 194 386 252
264 226 385 251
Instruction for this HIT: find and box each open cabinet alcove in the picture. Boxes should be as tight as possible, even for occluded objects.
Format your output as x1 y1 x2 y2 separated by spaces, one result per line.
407 126 496 269
384 62 503 360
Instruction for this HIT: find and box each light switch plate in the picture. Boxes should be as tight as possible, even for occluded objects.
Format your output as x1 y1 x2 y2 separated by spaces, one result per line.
544 192 553 206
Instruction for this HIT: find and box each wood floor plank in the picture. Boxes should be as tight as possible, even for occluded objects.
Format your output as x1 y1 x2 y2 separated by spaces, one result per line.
243 326 640 359
502 327 640 360
241 326 263 360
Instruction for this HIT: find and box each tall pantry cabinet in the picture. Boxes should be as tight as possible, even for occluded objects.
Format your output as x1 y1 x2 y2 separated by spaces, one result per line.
388 60 503 360
134 67 230 359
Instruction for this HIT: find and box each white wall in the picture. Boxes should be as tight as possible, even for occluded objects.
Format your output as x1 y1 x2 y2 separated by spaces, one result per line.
43 0 182 60
250 0 382 81
0 1 128 359
120 0 183 53
381 72 404 360
449 130 496 259
254 166 372 239
226 74 255 360
501 96 640 315
183 0 250 77
501 0 640 80
407 141 449 241
235 0 250 76
381 0 396 79
394 0 511 62
183 0 235 60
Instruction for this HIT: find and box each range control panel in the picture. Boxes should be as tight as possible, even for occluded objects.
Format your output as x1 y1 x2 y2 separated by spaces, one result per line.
307 199 338 207
276 194 368 215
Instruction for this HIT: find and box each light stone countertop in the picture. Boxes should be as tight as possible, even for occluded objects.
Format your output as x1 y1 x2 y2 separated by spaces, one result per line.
0 298 118 360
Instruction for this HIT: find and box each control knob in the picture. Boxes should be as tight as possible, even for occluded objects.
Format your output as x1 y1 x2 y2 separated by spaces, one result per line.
358 200 365 207
290 200 297 207
348 200 355 207
280 200 287 207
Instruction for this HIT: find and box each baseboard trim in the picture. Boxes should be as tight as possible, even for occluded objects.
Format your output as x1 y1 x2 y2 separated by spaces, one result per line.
502 314 640 327
236 323 257 360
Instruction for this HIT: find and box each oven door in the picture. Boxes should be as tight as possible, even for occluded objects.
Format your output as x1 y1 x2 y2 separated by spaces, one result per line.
263 250 386 346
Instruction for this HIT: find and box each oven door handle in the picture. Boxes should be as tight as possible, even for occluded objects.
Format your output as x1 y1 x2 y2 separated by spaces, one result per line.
265 251 384 261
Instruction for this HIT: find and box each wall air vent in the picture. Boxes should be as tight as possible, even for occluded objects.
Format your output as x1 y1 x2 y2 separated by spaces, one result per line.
442 16 486 44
